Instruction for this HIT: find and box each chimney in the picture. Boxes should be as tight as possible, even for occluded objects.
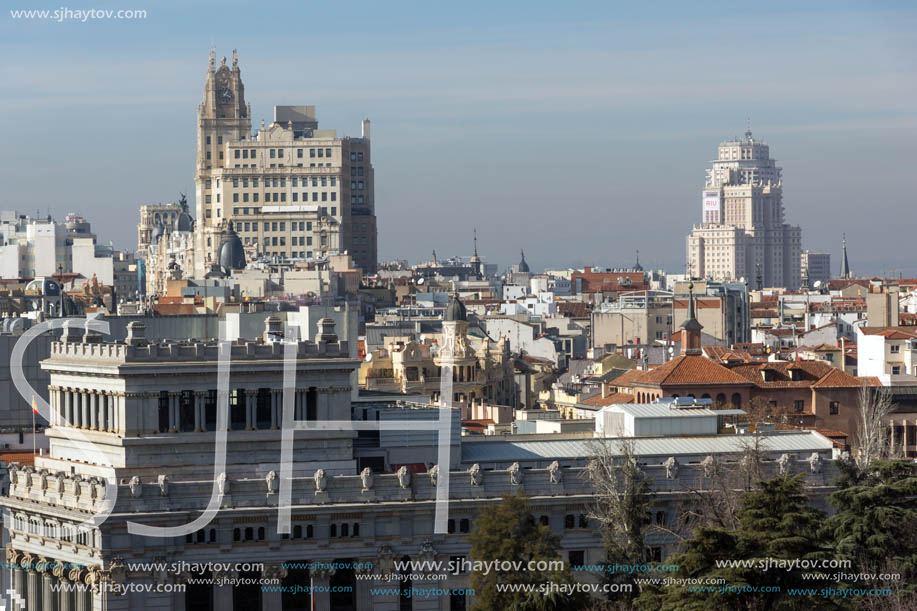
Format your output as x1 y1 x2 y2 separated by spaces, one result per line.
125 321 147 346
263 316 283 343
315 318 338 344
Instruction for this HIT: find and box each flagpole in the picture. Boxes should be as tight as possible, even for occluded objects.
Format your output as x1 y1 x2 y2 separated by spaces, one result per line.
32 402 36 456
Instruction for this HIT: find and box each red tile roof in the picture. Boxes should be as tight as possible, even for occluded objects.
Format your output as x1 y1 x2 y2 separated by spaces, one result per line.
634 355 752 386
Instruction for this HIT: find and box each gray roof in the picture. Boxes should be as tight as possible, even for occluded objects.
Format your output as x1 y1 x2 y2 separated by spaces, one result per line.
601 403 746 418
461 431 833 463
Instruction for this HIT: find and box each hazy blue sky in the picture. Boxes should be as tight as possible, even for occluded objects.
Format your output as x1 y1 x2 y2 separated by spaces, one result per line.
2 1 915 275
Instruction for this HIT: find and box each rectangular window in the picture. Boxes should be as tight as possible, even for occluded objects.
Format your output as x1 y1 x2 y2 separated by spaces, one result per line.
273 193 279 202
206 136 211 145
358 152 363 161
310 148 315 158
307 236 312 246
321 177 327 187
297 149 303 158
253 193 259 202
317 148 323 158
250 148 256 158
278 149 284 157
272 237 278 246
330 192 336 201
307 222 312 230
206 151 211 160
331 207 336 216
205 195 211 204
234 150 240 159
321 192 327 201
325 148 331 157
892 366 901 375
272 222 278 231
312 177 318 187
312 193 318 201
243 193 249 203
829 401 839 415
280 237 286 246
233 193 239 203
264 222 270 231
794 400 804 413
331 177 336 187
218 136 222 145
243 149 249 159
281 193 286 202
891 345 900 353
270 149 276 158
280 222 286 231
293 192 298 202
292 177 298 187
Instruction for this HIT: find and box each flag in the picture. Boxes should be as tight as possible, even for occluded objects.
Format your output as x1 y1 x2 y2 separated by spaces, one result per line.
32 395 39 415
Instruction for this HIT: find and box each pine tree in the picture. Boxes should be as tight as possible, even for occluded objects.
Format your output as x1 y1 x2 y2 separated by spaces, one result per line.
636 473 842 611
468 493 587 611
823 459 917 598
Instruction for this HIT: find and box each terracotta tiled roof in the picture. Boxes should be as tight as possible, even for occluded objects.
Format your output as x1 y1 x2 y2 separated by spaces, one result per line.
580 392 635 407
811 368 870 388
859 327 917 340
557 302 592 318
611 368 649 387
634 355 752 386
0 452 36 466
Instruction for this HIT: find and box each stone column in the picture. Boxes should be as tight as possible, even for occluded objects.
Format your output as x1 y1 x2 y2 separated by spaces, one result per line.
63 389 72 425
107 393 115 432
71 392 80 428
261 564 287 610
89 393 98 430
310 568 335 611
53 564 70 611
354 564 375 610
58 578 72 611
42 569 58 611
271 390 280 429
27 567 42 610
212 567 236 610
193 393 202 432
99 394 107 432
246 392 256 430
169 393 179 432
80 392 89 429
115 394 124 435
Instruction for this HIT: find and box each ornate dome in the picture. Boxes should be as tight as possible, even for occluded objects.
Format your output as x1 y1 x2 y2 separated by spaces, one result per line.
444 293 467 322
176 193 194 231
218 220 246 274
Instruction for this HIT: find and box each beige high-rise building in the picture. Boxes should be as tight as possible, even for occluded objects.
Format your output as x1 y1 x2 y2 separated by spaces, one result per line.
194 49 378 276
686 127 801 289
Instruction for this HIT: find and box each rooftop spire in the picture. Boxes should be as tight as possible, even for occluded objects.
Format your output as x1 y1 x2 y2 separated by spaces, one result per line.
745 117 752 141
841 233 851 279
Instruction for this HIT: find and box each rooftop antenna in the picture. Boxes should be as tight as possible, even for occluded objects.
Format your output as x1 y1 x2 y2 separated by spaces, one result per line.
745 117 752 141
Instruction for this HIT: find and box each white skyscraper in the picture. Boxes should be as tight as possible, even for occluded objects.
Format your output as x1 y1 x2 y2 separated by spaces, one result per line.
686 127 802 289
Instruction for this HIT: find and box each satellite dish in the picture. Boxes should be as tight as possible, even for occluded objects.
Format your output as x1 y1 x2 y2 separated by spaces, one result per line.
739 277 746 283
365 353 373 362
416 277 425 285
813 280 823 289
419 334 426 342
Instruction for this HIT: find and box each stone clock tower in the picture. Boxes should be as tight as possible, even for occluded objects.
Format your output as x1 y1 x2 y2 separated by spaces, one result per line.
195 49 251 274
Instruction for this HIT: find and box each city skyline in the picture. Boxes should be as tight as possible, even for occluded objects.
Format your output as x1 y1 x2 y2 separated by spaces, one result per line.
2 1 916 275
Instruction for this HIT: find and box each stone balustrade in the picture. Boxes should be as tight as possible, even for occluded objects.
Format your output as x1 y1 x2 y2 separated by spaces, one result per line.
5 451 836 516
48 337 350 363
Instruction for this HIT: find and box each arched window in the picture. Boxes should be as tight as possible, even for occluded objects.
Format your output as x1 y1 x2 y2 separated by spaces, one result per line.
447 519 455 534
306 525 314 538
209 529 216 543
564 515 575 529
716 393 727 407
244 527 253 541
257 527 265 540
233 528 241 542
341 523 349 537
578 514 588 528
655 511 666 525
731 393 742 408
196 530 205 543
293 525 302 539
459 519 470 533
330 524 337 538
352 523 360 537
539 515 549 526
